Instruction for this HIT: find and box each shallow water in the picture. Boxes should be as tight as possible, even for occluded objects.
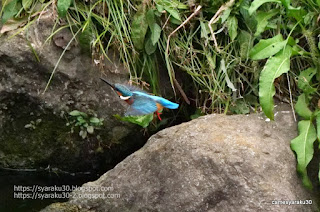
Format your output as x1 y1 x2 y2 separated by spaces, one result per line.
0 169 99 211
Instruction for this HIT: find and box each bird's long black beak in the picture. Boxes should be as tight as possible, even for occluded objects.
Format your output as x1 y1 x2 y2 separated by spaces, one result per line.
100 78 115 89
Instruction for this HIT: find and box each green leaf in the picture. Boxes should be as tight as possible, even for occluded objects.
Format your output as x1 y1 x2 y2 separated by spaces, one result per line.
69 110 81 116
57 0 72 18
248 0 281 15
170 0 188 9
280 0 296 9
145 36 157 55
164 7 181 21
259 46 292 120
221 59 236 92
77 116 86 124
22 0 32 10
287 7 307 22
295 94 312 119
79 130 87 139
24 123 35 129
79 112 88 118
87 126 94 134
304 12 315 25
155 0 187 17
230 100 250 114
238 30 252 59
240 0 257 32
291 120 316 189
89 117 100 124
156 4 164 13
200 21 209 39
227 16 238 41
79 22 95 52
298 68 317 95
220 8 231 23
131 7 148 50
156 0 187 10
146 9 155 27
114 114 154 128
206 53 216 70
316 112 320 142
249 34 286 60
280 0 289 7
169 16 181 25
146 10 161 45
150 23 161 45
287 36 296 46
254 9 279 36
2 0 21 24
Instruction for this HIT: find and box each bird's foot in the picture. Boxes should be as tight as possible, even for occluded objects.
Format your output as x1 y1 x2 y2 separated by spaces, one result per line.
155 111 162 121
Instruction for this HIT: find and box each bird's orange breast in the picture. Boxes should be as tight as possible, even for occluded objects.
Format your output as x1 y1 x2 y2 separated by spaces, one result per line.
125 98 134 105
116 91 134 105
156 103 163 112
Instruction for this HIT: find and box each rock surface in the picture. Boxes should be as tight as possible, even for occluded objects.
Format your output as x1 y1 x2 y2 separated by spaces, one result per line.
0 10 146 172
42 104 318 212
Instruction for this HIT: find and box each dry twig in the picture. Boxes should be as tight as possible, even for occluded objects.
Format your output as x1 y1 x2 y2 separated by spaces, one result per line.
165 5 202 56
286 73 297 122
165 5 202 104
208 0 235 52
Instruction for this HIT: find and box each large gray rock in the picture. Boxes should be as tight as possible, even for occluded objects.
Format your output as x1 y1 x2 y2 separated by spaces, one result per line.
42 104 317 212
0 10 145 172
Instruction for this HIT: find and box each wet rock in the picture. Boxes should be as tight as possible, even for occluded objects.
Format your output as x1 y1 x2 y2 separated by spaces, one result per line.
43 104 317 211
0 10 146 173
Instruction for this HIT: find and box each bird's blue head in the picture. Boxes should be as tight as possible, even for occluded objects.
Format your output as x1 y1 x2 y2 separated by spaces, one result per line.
114 84 133 97
100 78 133 99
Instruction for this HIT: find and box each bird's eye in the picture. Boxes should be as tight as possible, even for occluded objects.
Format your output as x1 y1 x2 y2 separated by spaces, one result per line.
120 96 131 100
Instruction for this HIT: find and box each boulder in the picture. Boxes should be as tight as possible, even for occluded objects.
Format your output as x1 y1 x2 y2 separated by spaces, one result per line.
0 10 146 172
42 104 318 211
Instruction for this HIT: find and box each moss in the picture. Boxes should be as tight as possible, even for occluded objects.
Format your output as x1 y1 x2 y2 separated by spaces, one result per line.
0 92 148 173
0 93 76 168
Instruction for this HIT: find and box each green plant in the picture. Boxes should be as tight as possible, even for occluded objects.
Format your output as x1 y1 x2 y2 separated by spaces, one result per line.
114 114 154 128
24 118 42 130
246 0 320 189
2 0 320 188
67 110 104 139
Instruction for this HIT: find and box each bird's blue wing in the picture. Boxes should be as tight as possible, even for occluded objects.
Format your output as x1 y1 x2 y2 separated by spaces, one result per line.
132 91 179 109
125 95 158 116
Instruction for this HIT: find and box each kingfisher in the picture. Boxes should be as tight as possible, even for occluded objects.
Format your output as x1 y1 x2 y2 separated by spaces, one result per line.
100 78 179 120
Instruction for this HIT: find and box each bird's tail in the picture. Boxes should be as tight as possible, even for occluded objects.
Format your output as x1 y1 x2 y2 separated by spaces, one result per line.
158 98 179 109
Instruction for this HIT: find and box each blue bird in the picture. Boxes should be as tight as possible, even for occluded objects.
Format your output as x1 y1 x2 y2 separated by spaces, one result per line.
100 78 179 120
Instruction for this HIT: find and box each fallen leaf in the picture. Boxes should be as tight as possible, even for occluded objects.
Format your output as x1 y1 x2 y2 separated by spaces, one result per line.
0 17 28 34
